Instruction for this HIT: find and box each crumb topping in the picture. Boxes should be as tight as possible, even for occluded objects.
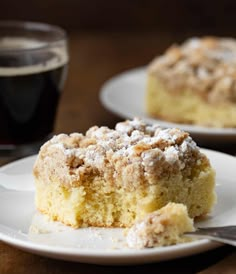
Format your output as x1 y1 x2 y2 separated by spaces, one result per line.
33 118 208 190
149 37 236 104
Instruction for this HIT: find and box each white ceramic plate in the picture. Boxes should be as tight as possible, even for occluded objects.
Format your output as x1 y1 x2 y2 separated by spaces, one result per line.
100 67 236 143
0 150 236 265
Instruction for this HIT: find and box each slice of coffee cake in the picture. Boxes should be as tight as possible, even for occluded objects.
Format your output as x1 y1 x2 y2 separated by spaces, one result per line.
34 118 216 228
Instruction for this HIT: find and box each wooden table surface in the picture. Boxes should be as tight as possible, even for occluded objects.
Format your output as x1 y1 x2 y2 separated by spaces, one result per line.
1 30 236 274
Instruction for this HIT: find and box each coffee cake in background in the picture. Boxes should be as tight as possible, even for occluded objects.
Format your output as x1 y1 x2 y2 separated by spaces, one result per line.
146 37 236 128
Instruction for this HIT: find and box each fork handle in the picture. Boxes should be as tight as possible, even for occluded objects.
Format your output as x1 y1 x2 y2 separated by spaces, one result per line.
186 226 236 247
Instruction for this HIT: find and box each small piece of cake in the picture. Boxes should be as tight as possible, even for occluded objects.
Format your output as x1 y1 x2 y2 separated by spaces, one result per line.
146 37 236 127
33 118 216 228
126 203 195 248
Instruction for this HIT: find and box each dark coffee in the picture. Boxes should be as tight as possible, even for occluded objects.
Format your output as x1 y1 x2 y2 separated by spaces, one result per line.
0 38 68 146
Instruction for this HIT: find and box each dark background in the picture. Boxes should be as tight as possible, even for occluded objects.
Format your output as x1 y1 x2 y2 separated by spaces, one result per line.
2 0 236 136
1 0 236 35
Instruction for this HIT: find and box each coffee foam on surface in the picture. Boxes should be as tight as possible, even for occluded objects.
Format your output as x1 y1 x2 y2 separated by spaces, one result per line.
0 37 68 76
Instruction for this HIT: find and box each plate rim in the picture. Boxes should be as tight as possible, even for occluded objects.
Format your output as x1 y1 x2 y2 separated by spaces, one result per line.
0 225 221 265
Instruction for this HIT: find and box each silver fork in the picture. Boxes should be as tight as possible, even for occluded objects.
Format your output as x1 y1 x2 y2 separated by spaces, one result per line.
185 226 236 246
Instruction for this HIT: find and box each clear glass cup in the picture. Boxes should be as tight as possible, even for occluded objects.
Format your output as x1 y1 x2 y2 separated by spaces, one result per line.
0 21 69 158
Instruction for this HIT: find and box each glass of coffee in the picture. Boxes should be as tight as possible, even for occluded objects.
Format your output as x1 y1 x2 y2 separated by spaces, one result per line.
0 21 68 157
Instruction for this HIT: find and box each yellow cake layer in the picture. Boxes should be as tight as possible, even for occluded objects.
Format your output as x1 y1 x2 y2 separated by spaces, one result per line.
146 75 236 128
35 165 215 228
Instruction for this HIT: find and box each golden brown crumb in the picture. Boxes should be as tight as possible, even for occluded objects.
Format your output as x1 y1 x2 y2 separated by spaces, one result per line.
34 118 207 190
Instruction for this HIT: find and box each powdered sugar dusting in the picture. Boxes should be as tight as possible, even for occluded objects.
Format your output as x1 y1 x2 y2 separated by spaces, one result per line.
34 118 208 189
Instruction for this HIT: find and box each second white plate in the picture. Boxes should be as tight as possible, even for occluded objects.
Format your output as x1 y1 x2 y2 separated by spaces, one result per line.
100 67 236 143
